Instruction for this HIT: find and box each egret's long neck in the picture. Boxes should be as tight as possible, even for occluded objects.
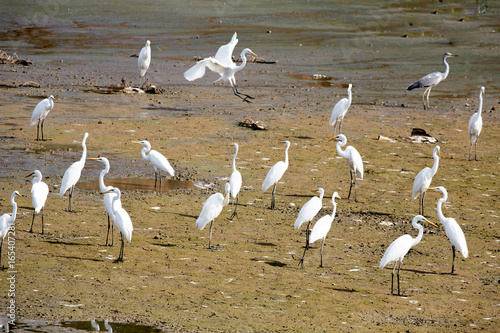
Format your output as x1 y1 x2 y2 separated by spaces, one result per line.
331 200 337 218
347 88 352 106
80 139 87 164
10 195 18 222
235 51 248 72
478 91 484 116
336 142 347 159
436 197 446 223
431 151 440 176
284 145 290 167
413 222 424 247
232 147 238 172
442 56 450 79
99 170 107 193
141 147 150 161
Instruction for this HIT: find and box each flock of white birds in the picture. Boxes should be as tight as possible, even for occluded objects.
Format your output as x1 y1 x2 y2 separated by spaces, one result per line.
1 33 486 296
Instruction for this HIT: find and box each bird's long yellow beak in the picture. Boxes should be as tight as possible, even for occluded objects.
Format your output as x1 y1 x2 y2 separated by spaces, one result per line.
87 157 99 161
425 187 437 190
423 217 437 227
25 172 35 177
132 141 143 144
16 192 22 198
102 189 112 195
327 136 339 142
250 51 258 58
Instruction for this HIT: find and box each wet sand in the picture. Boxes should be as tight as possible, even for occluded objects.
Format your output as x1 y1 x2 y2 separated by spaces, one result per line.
1 1 499 332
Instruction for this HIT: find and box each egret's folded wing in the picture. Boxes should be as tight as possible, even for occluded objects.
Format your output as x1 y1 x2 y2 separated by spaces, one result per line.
214 32 238 68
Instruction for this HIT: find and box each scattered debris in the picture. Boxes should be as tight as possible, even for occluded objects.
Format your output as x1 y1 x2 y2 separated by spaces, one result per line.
123 86 145 94
238 119 267 130
312 74 332 80
18 81 40 88
377 135 396 143
0 50 32 65
144 85 166 94
401 128 438 144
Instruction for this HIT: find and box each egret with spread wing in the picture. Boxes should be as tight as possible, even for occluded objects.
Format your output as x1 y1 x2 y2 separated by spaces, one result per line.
30 95 55 141
184 32 258 103
468 86 485 161
427 186 468 274
329 84 352 134
379 215 437 296
407 52 458 110
262 141 290 209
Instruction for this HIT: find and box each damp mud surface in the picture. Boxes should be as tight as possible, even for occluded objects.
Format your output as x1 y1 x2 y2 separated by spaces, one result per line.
0 1 499 332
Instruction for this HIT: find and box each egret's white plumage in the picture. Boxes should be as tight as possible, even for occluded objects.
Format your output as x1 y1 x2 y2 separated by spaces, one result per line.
196 183 230 249
379 215 437 296
0 191 22 268
88 157 117 246
138 40 151 81
60 133 89 211
184 32 258 103
300 192 340 268
428 186 468 274
262 141 291 209
331 134 363 202
407 52 458 110
30 95 55 141
102 187 133 262
134 140 174 188
412 145 440 216
229 143 242 220
468 86 485 161
27 170 49 234
294 188 324 253
329 84 352 134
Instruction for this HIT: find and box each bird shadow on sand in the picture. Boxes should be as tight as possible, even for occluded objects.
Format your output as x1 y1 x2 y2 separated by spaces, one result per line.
250 258 287 267
44 240 95 246
56 255 104 262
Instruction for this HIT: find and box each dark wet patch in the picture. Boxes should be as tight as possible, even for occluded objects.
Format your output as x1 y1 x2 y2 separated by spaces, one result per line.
78 177 198 192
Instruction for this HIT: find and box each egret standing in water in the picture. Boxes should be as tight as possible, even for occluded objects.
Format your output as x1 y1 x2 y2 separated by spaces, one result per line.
88 157 116 246
294 188 324 254
0 191 22 269
229 143 242 220
26 170 49 234
407 52 458 110
329 84 352 134
134 140 174 189
60 133 89 212
427 186 468 274
102 187 133 262
30 95 55 141
300 192 340 268
196 183 230 249
184 32 258 103
262 141 291 209
412 145 440 216
329 134 363 202
379 215 437 296
138 40 151 87
468 86 485 161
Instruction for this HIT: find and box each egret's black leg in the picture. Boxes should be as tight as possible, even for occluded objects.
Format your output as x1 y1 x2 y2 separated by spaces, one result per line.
231 85 253 103
299 243 308 268
36 119 40 141
391 261 397 295
397 261 402 296
30 212 36 233
319 238 326 268
68 185 74 212
230 194 239 220
105 214 111 246
347 170 353 199
451 245 456 274
305 220 312 250
208 220 215 249
270 183 277 210
41 118 46 141
41 206 45 234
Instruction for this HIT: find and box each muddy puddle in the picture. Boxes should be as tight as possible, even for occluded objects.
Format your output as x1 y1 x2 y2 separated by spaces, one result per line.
78 178 198 192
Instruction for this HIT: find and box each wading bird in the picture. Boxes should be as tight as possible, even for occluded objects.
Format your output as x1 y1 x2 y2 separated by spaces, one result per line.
102 187 133 262
412 145 440 216
184 32 258 103
30 95 55 141
262 141 291 209
196 183 230 249
26 170 49 234
60 133 89 212
407 52 458 110
427 186 468 274
379 215 437 296
294 188 324 254
88 157 116 246
0 191 22 269
329 84 352 134
138 40 151 86
229 143 242 220
300 192 340 268
468 86 485 161
329 134 363 202
134 140 174 188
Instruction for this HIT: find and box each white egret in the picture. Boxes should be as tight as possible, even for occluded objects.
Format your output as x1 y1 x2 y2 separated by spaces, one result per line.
88 157 117 246
300 192 340 268
329 84 352 134
407 52 458 110
468 86 485 161
102 187 133 262
262 141 291 209
184 32 258 103
196 183 230 249
379 215 437 296
30 95 55 141
427 186 468 274
26 170 49 234
60 132 89 212
294 188 324 253
138 40 151 86
229 143 242 220
0 191 22 268
412 145 440 216
329 134 364 202
133 140 174 188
